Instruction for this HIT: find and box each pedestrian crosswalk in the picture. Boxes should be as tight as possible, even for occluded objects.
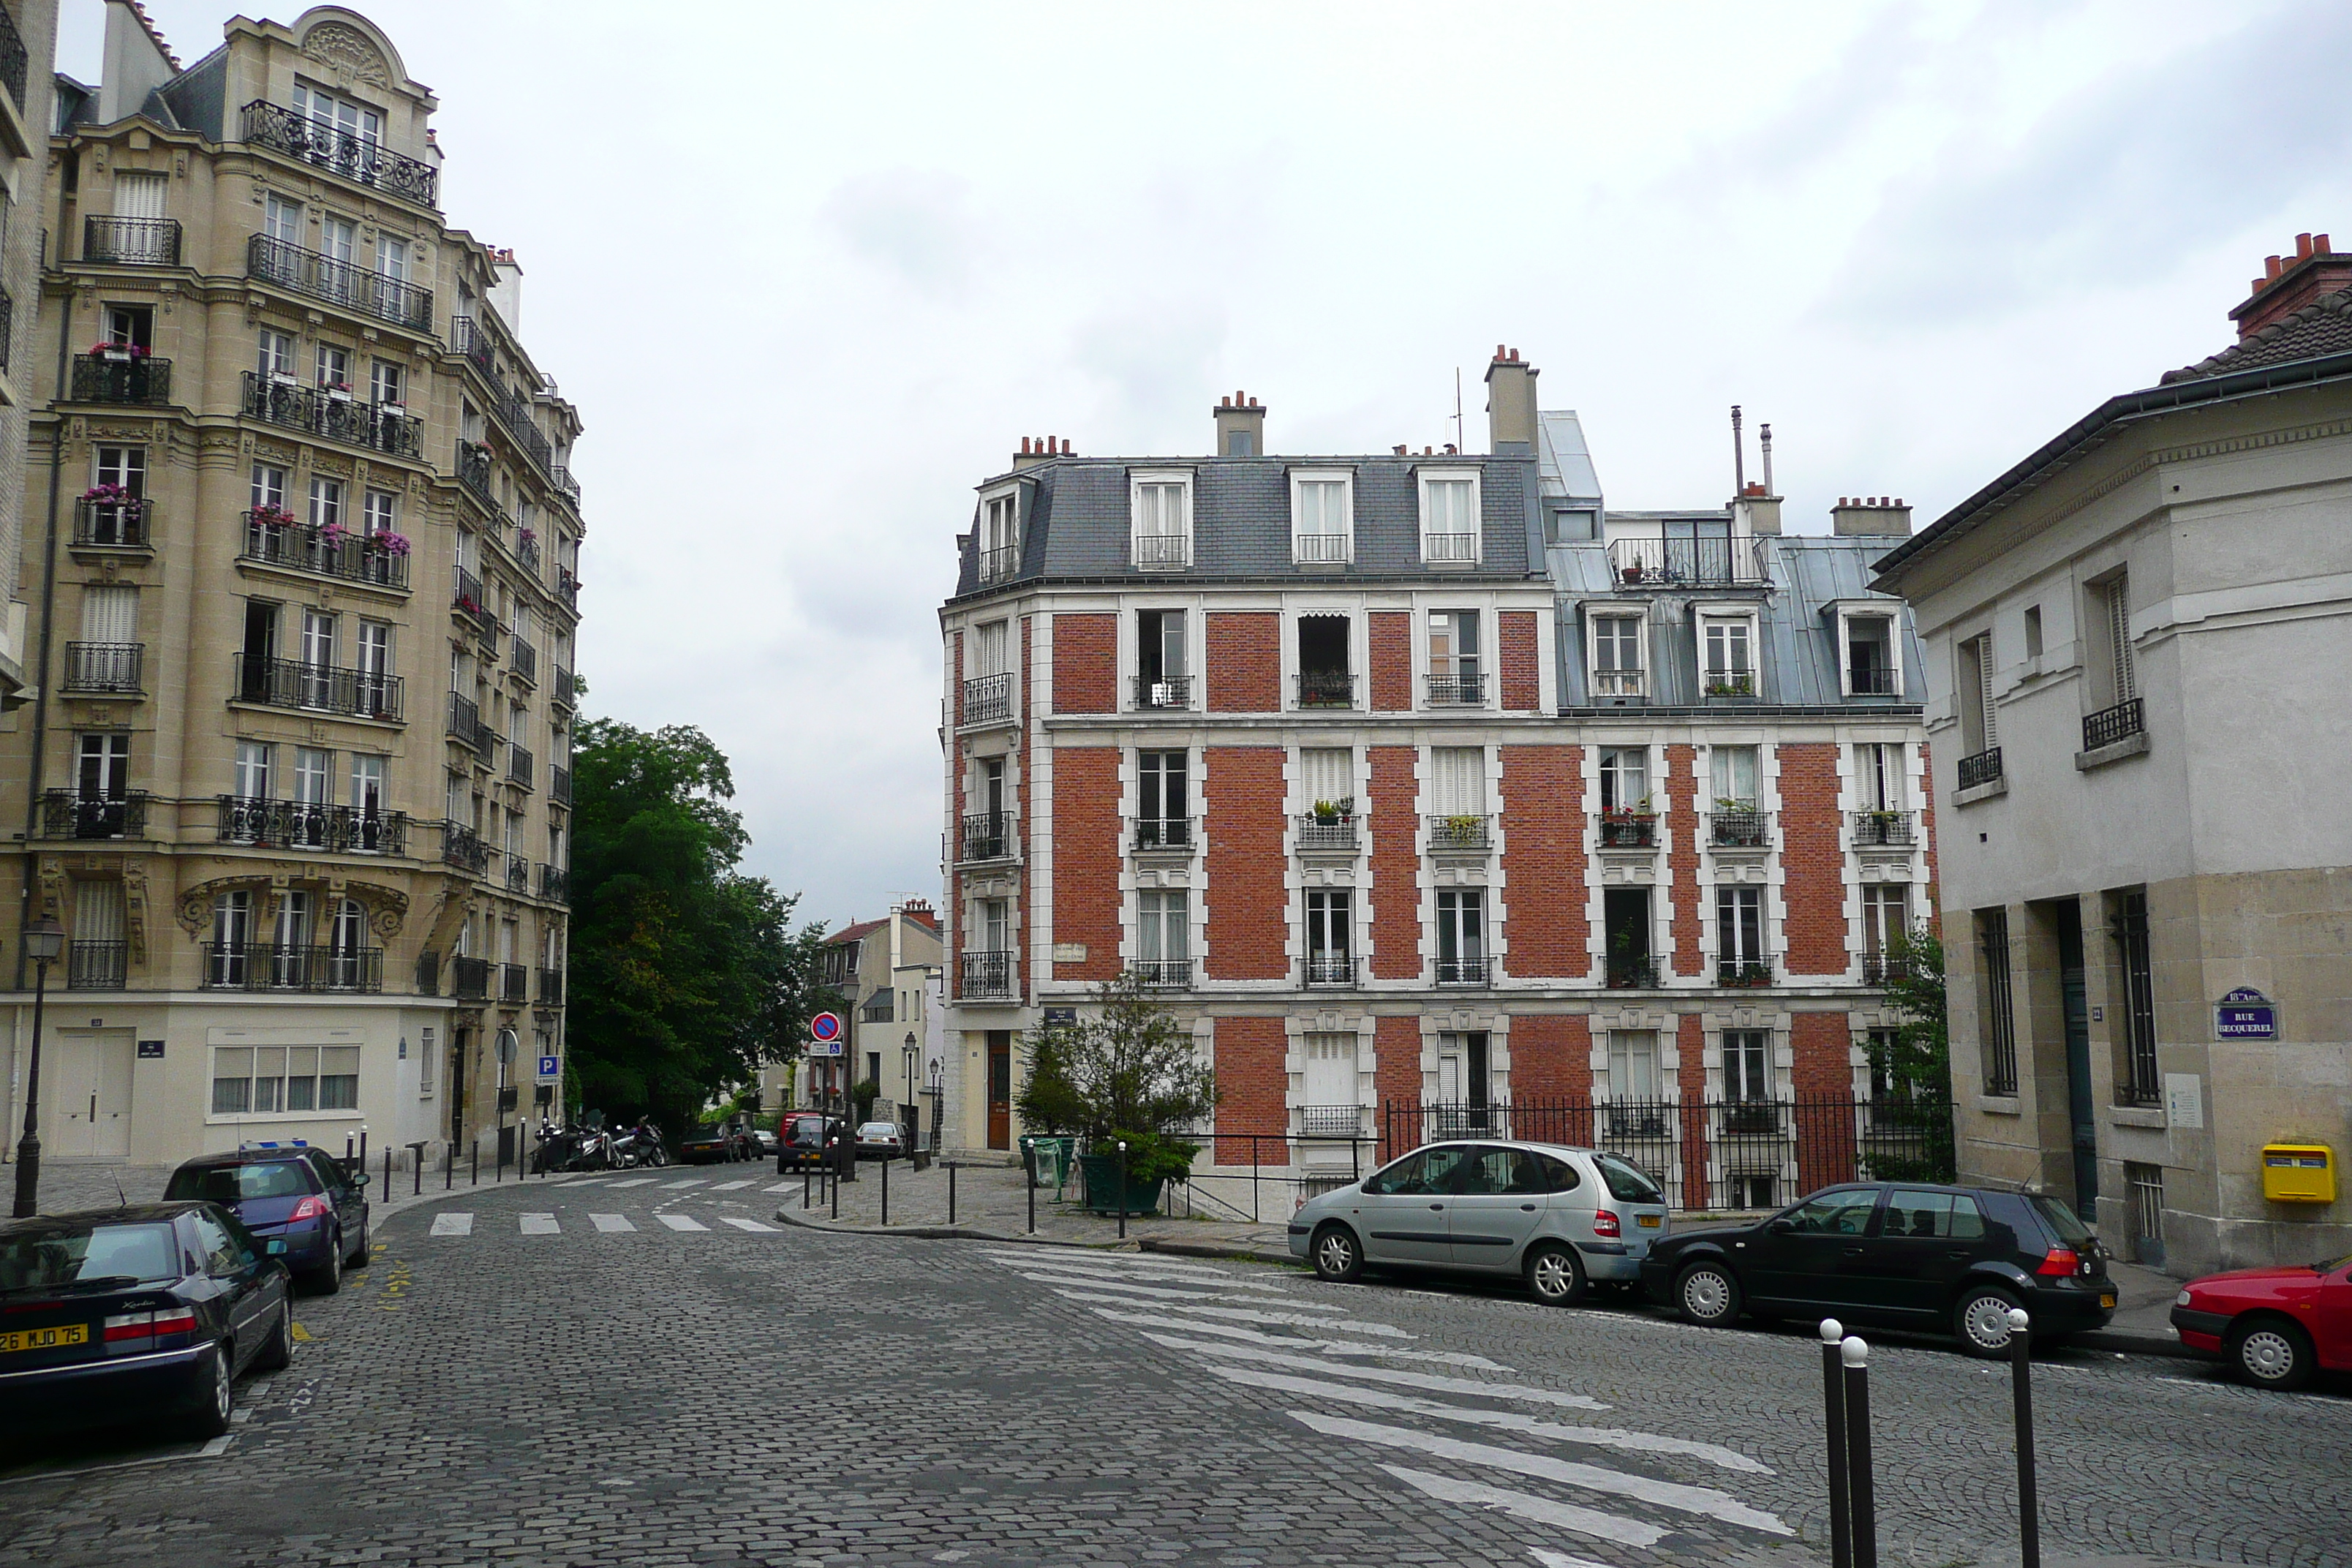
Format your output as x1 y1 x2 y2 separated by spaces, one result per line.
410 1203 788 1240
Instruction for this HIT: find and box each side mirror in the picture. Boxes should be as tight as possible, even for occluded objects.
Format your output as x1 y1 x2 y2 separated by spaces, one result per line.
265 1238 288 1256
1768 1218 1795 1235
351 1172 370 1187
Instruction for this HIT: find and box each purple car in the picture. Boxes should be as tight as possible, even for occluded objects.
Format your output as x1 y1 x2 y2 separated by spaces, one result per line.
163 1149 370 1294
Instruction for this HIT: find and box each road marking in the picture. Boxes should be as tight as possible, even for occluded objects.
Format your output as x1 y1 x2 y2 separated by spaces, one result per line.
1380 1466 1665 1548
655 1213 709 1232
1014 1270 1288 1304
659 1180 705 1189
1085 1308 1509 1370
719 1216 779 1232
606 1178 657 1188
763 1181 800 1194
712 1180 757 1191
984 1249 1260 1283
1531 1552 1617 1568
1140 1334 1609 1410
1049 1288 1412 1337
589 1214 635 1233
519 1213 559 1235
1014 1263 1293 1294
429 1213 473 1237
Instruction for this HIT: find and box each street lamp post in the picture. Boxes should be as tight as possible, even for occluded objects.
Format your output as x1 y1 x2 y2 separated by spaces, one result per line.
12 916 67 1220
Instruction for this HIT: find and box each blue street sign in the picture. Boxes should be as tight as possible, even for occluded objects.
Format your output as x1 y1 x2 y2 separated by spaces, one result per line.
536 1054 561 1082
2215 988 2277 1040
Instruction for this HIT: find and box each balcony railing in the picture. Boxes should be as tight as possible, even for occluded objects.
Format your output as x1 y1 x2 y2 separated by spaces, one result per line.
69 353 172 404
1425 813 1491 852
202 943 385 994
960 811 1014 862
1718 960 1775 988
1132 533 1191 569
1134 817 1192 851
516 533 541 574
504 855 530 893
551 766 572 807
1297 671 1355 709
72 496 149 549
1133 674 1192 711
0 0 25 111
976 544 1019 584
1607 956 1660 989
1294 532 1352 565
1129 960 1193 988
1708 810 1771 849
67 941 128 991
511 638 538 685
1298 1104 1364 1139
1851 810 1915 847
492 390 554 476
0 284 12 372
450 957 491 1000
557 570 581 612
553 668 576 709
551 465 582 508
457 441 494 506
960 950 1015 999
1702 671 1757 700
40 791 148 840
1425 671 1485 705
1862 954 1910 988
452 314 498 380
1590 668 1646 700
1596 813 1658 849
217 797 407 855
448 691 489 756
539 968 566 1005
1421 532 1479 564
1607 535 1768 587
241 100 440 207
2084 698 2145 753
962 671 1013 725
508 742 535 791
234 655 404 721
248 234 433 331
64 642 143 693
540 864 570 903
82 216 180 267
241 373 424 459
241 511 412 589
1847 665 1901 697
1303 955 1359 987
440 821 491 875
1296 813 1359 851
1436 956 1490 985
499 962 529 1003
1957 747 2004 791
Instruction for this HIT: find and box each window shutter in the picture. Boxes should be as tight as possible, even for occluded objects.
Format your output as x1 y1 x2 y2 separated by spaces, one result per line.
74 880 127 943
1431 747 1485 814
1300 748 1353 807
80 586 137 643
2107 578 2135 702
113 171 167 220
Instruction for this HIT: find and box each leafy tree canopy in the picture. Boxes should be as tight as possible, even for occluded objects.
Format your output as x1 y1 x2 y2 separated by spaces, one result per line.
1016 973 1218 1181
1874 924 1950 1101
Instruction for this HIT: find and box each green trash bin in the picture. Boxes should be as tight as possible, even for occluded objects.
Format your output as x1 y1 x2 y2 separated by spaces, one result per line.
1029 1135 1075 1196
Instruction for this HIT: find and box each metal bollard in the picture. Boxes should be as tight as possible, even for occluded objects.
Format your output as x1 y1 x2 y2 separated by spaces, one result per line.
383 1148 392 1196
829 1140 840 1220
2009 1308 2041 1568
949 1162 957 1226
881 1150 889 1226
1024 1139 1036 1235
471 1142 479 1187
803 1166 811 1210
1117 1140 1129 1241
1842 1336 1877 1568
445 1146 453 1191
1820 1319 1851 1568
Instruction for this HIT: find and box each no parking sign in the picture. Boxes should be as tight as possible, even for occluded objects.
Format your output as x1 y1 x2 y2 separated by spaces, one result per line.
810 1011 845 1057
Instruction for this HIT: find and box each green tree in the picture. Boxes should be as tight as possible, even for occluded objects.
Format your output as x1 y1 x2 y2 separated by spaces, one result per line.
1872 924 1950 1100
1014 973 1219 1184
565 717 828 1129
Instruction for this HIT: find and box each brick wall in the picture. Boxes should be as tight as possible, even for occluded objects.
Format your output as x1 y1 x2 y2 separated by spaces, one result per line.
1368 611 1412 712
1792 1011 1858 1193
1049 746 1121 982
1500 746 1588 978
1665 745 1703 976
951 629 965 726
1206 612 1281 713
1919 740 1942 936
1778 743 1849 976
1507 1014 1591 1101
1204 747 1287 979
1052 611 1116 714
1368 746 1421 979
1374 1016 1422 1160
1499 611 1541 711
1213 1016 1289 1164
1676 1014 1710 1204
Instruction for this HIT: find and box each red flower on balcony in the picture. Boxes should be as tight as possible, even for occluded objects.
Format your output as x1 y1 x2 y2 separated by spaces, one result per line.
249 503 298 527
369 531 412 556
88 341 149 358
82 483 135 504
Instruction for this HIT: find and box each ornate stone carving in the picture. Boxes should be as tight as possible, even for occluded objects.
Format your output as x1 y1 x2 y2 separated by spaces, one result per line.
344 881 411 938
301 22 392 87
122 860 150 964
37 857 64 921
177 874 274 935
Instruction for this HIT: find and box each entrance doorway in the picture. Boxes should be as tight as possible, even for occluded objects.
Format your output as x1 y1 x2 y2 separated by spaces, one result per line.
2055 900 2097 1214
986 1031 1011 1150
48 1032 134 1158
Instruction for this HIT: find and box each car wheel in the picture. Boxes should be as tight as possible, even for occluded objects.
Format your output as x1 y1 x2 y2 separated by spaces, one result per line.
1310 1223 1365 1284
2228 1316 2316 1392
1675 1261 1742 1327
184 1343 233 1440
308 1232 344 1296
252 1302 293 1373
1952 1284 2024 1357
1525 1243 1587 1308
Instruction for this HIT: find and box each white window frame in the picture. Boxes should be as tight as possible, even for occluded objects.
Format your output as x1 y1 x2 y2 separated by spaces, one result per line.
1695 604 1761 697
1834 604 1903 698
1586 609 1647 700
1289 470 1354 565
1417 468 1482 564
977 486 1019 583
1130 470 1194 570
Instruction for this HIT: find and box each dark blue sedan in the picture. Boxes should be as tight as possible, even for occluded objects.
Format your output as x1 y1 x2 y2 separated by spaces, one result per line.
164 1148 371 1293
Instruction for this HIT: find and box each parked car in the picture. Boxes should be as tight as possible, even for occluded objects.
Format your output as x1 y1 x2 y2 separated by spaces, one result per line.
777 1112 846 1172
674 1125 742 1164
1290 1140 1671 1305
2169 1250 2352 1391
855 1121 908 1161
163 1147 370 1295
0 1203 293 1440
745 1126 779 1158
1640 1182 2116 1357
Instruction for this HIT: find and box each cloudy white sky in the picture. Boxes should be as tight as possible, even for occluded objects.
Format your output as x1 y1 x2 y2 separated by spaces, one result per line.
64 1 2352 930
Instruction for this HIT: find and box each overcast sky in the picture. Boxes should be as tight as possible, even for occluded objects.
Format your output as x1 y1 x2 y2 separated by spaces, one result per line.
64 1 2352 931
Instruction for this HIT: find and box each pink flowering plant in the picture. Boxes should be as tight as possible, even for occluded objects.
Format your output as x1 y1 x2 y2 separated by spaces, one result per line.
249 502 297 527
368 531 412 556
82 483 136 505
88 340 149 358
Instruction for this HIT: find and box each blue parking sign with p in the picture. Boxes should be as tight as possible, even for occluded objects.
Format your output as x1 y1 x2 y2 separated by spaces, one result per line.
536 1055 560 1082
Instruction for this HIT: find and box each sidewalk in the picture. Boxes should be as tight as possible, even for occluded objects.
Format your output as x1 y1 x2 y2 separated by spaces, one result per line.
12 1151 545 1229
2077 1256 2190 1357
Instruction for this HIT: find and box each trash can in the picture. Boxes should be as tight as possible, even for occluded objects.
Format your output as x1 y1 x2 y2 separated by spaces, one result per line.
1030 1136 1076 1196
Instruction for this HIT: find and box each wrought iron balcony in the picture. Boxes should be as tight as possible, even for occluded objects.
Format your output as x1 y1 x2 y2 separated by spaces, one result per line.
440 821 491 875
1303 955 1359 987
457 440 494 506
455 565 485 617
0 0 25 111
962 671 1013 725
0 284 11 372
1436 956 1490 984
508 742 535 791
538 967 566 1005
1298 1104 1363 1138
67 940 128 991
202 942 385 994
2084 698 2145 753
1132 533 1191 569
516 533 541 574
452 314 499 380
1702 671 1757 700
1129 959 1193 988
1590 668 1646 700
1134 817 1192 851
241 510 412 589
241 373 423 458
1862 954 1910 988
1851 810 1916 847
1293 532 1352 565
551 465 582 508
1596 812 1658 849
1607 535 1769 587
1847 665 1901 697
1708 810 1771 849
553 668 576 709
1425 671 1485 705
976 544 1019 584
960 950 1015 999
540 864 570 903
1134 674 1192 711
492 390 554 476
248 234 433 331
241 100 440 206
40 790 147 840
218 797 407 855
1718 960 1775 988
1296 813 1359 851
512 637 538 684
450 956 491 1000
70 353 171 404
557 570 581 612
64 642 143 693
82 216 180 266
234 655 404 721
504 855 530 893
1425 813 1491 852
447 692 489 757
551 766 572 807
1297 671 1356 709
960 811 1014 863
72 496 149 549
500 962 529 1003
1957 747 2004 791
1421 532 1479 564
1607 956 1660 989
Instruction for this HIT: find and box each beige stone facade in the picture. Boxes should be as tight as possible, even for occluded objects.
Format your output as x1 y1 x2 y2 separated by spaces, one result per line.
0 6 584 1177
0 0 64 704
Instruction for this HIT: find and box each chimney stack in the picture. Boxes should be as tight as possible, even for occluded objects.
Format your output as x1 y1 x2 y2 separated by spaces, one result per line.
1483 346 1538 454
1830 496 1912 537
2230 232 2352 339
1213 392 1266 457
1014 434 1069 471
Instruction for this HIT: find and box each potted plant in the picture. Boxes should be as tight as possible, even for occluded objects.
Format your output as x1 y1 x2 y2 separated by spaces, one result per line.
1311 798 1341 825
1620 561 1646 584
89 340 146 362
249 502 297 529
325 380 355 402
366 530 412 557
1015 973 1218 1218
1704 674 1756 698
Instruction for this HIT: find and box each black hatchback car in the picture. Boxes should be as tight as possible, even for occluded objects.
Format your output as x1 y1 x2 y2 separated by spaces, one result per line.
1640 1181 2117 1356
163 1147 370 1294
0 1204 293 1440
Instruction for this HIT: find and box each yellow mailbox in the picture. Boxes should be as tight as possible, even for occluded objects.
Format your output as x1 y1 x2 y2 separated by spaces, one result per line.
2261 1143 2337 1205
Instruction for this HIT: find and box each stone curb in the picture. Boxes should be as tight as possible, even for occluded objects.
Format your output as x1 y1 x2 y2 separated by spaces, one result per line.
2072 1326 2195 1359
770 1205 1130 1249
1136 1238 1303 1267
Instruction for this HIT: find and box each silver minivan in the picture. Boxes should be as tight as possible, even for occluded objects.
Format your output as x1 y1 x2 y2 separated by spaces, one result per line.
1287 1140 1672 1305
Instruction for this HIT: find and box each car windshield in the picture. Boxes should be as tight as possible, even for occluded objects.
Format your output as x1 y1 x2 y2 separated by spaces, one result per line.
2029 1195 2097 1248
164 1161 312 1203
859 1124 896 1138
0 1222 181 1292
1595 1153 1665 1204
2317 1252 2352 1273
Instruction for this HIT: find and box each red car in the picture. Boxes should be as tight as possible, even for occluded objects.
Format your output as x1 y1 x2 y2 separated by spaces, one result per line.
2169 1250 2352 1390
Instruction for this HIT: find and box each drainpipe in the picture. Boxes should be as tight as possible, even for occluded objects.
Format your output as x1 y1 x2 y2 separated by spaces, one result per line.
17 257 76 992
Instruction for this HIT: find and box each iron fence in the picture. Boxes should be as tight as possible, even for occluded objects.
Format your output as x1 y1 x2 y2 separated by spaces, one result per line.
240 100 440 207
70 353 171 404
1851 810 1915 847
82 216 179 266
2083 698 2144 753
962 671 1013 724
1957 747 2004 791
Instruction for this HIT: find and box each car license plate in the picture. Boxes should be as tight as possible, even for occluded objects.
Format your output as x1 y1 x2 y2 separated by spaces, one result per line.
0 1323 89 1354
2100 1294 2117 1309
1637 1214 1662 1228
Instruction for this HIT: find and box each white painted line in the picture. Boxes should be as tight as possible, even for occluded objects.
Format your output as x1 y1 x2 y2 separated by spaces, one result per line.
719 1216 779 1232
655 1213 709 1232
1050 1288 1412 1338
1139 1334 1608 1410
1381 1465 1665 1548
0 1434 235 1489
519 1213 559 1235
1531 1552 1617 1568
763 1181 799 1194
1016 1264 1292 1294
1015 1270 1287 1304
1085 1308 1509 1370
589 1214 635 1233
981 1249 1257 1283
1300 1413 1787 1534
429 1213 474 1237
606 1178 657 1188
659 1180 704 1190
712 1180 756 1191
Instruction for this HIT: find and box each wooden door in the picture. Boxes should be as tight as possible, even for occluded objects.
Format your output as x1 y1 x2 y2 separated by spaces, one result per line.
985 1033 1011 1150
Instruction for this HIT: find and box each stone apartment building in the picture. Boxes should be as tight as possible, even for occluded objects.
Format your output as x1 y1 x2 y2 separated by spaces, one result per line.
777 902 942 1142
1876 234 2352 1276
0 4 585 1175
0 0 60 709
936 350 1934 1211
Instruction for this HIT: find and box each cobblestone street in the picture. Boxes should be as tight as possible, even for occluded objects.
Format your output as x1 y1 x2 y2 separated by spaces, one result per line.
2 1172 2345 1568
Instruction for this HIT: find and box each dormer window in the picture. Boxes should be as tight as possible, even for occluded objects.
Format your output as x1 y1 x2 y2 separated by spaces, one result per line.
1292 472 1353 565
1131 472 1192 570
978 490 1018 583
1420 471 1481 564
1427 610 1483 705
1842 609 1899 696
1588 611 1646 701
1698 610 1757 698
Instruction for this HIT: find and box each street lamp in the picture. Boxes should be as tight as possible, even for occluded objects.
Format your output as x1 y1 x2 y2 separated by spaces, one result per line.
12 916 67 1220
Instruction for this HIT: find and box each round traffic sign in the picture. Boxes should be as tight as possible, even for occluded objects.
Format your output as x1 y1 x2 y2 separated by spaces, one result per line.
810 1011 843 1044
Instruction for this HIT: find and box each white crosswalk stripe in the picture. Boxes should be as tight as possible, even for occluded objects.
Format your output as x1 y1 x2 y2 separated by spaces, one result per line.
1380 1466 1667 1549
1138 1334 1611 1411
429 1212 473 1236
1082 1308 1512 1371
763 1181 800 1194
519 1213 559 1235
606 1178 657 1188
712 1180 757 1191
589 1213 634 1233
1048 1287 1411 1337
718 1216 778 1232
659 1180 704 1190
654 1213 709 1232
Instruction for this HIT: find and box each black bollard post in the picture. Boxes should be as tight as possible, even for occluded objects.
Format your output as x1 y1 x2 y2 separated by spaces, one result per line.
445 1146 453 1191
1820 1319 1851 1568
949 1162 957 1226
1842 1336 1877 1568
881 1149 889 1226
471 1142 479 1187
1117 1140 1129 1241
413 1147 422 1197
829 1140 840 1220
346 1131 355 1167
2009 1308 2041 1568
1025 1139 1036 1235
803 1165 811 1210
383 1148 392 1198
